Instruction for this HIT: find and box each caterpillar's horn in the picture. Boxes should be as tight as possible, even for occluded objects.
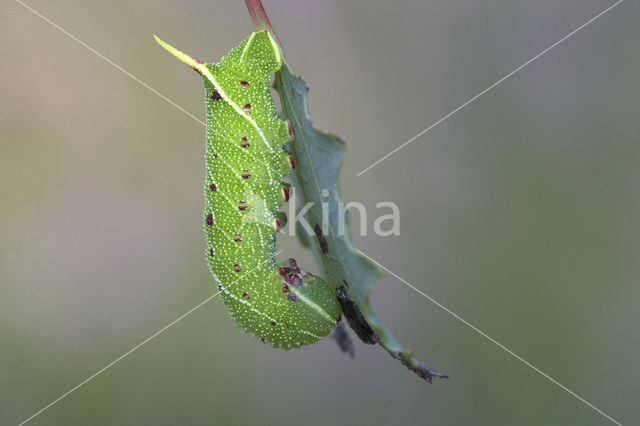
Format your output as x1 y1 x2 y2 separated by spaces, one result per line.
154 35 205 74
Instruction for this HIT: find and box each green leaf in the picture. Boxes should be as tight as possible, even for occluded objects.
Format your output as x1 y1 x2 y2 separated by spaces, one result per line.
274 65 448 382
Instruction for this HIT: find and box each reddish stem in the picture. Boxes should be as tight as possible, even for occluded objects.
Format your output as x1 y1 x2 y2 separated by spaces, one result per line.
244 0 282 47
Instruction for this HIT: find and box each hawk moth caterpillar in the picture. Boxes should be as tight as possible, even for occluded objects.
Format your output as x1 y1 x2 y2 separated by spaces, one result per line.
155 31 341 349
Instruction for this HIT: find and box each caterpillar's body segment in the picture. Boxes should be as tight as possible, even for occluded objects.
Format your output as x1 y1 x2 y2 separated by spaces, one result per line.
156 32 341 349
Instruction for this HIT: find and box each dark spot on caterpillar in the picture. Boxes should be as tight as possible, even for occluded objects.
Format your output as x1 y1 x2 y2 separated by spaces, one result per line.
242 103 251 113
241 170 251 179
240 137 250 148
233 264 241 272
288 155 295 170
270 321 276 326
260 338 267 344
282 187 290 202
336 286 378 345
287 293 297 302
217 284 222 290
211 91 221 100
274 212 287 232
279 259 304 287
213 153 218 159
209 247 214 257
282 284 290 293
313 223 329 253
279 259 304 288
240 80 249 89
206 213 213 226
291 276 302 285
209 183 217 191
233 234 242 242
287 276 302 287
242 292 250 299
238 202 247 211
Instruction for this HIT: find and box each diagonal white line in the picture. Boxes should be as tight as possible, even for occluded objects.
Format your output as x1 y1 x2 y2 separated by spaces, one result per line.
16 292 221 426
356 0 624 177
17 251 282 426
15 0 205 126
357 249 623 426
14 1 287 181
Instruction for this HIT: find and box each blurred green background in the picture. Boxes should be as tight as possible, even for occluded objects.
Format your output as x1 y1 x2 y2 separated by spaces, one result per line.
2 0 639 425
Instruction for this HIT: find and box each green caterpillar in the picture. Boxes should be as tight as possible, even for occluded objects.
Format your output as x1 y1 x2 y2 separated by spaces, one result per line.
155 31 340 349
